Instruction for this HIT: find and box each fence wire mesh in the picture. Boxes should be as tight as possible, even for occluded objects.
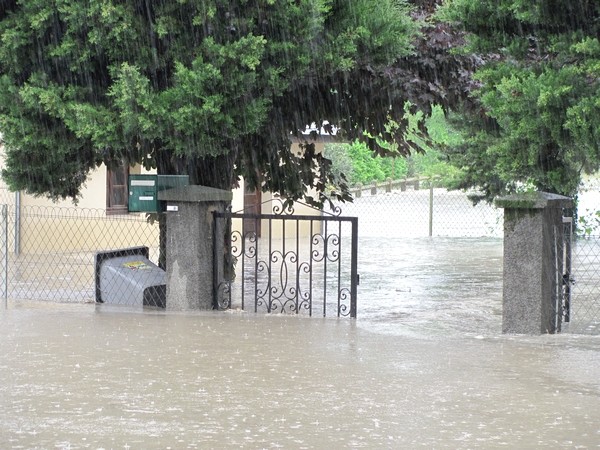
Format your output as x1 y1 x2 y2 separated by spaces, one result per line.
343 180 600 333
346 180 503 238
568 235 600 334
0 204 161 305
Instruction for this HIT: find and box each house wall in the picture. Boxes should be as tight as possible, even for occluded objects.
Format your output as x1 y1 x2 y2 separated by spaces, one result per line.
0 148 162 253
17 164 156 210
0 139 331 254
19 166 108 210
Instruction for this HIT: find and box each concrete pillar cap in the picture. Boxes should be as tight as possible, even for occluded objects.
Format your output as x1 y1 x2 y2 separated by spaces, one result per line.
495 191 573 210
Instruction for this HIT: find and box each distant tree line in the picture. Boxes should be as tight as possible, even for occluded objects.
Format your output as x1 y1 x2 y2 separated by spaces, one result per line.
326 104 462 187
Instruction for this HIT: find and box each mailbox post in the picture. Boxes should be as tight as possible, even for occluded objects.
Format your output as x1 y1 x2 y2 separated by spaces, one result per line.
158 186 232 311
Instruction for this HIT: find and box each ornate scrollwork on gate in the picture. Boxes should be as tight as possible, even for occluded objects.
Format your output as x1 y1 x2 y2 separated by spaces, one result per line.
254 259 271 311
271 198 295 216
215 281 231 310
338 287 352 317
249 248 320 315
213 204 357 317
311 233 341 263
270 197 344 217
328 204 343 217
297 261 312 312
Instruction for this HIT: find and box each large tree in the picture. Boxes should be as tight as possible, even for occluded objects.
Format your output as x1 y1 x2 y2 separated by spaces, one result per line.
437 0 600 201
0 0 419 208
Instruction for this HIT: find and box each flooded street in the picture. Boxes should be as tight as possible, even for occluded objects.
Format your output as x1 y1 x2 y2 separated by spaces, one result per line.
1 302 600 449
2 193 600 449
356 236 504 337
1 0 598 447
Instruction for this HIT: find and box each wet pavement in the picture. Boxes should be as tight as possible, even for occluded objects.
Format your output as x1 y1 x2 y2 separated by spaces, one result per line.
1 302 599 449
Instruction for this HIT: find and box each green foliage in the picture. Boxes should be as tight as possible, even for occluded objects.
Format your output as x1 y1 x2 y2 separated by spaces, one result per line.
403 104 463 186
380 157 408 181
0 0 418 206
348 141 400 184
323 0 415 69
326 143 354 182
326 140 409 185
578 210 600 237
325 103 465 187
438 0 600 200
409 149 462 186
347 141 384 183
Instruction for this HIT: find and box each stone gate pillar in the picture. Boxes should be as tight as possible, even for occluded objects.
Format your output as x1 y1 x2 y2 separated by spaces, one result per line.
495 192 573 334
158 186 232 311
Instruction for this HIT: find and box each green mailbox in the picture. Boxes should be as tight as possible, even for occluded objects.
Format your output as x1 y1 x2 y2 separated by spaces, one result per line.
128 175 189 213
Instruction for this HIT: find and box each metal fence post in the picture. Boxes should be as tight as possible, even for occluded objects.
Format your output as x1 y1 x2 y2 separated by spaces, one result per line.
429 180 434 237
2 204 7 307
15 191 20 256
350 217 359 318
562 212 573 323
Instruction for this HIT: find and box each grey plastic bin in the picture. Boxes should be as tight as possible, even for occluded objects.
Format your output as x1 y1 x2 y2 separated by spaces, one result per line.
95 247 166 308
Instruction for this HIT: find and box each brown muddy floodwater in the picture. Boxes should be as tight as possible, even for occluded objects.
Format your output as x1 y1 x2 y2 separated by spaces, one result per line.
1 301 599 449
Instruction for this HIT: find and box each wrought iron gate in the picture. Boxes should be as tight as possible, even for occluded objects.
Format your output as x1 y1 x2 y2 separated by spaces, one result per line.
213 200 358 317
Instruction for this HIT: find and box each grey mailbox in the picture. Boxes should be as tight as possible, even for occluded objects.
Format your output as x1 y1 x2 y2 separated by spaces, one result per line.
95 247 166 308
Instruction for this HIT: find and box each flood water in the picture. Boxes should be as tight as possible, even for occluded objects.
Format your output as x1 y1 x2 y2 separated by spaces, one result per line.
356 236 504 337
2 197 600 448
1 301 600 449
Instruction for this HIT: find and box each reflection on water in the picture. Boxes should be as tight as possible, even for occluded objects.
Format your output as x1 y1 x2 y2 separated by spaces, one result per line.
0 304 599 449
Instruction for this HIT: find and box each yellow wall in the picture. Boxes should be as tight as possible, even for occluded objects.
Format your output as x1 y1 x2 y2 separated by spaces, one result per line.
20 166 109 209
5 162 152 211
0 139 330 254
18 213 160 254
0 146 160 253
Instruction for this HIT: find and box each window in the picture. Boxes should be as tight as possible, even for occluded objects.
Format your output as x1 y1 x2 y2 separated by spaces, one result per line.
106 164 129 215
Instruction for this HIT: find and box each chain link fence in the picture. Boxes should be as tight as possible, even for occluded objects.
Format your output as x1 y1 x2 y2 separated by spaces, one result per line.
568 236 600 334
342 179 600 333
566 180 600 332
343 179 503 238
1 181 502 310
0 202 161 305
